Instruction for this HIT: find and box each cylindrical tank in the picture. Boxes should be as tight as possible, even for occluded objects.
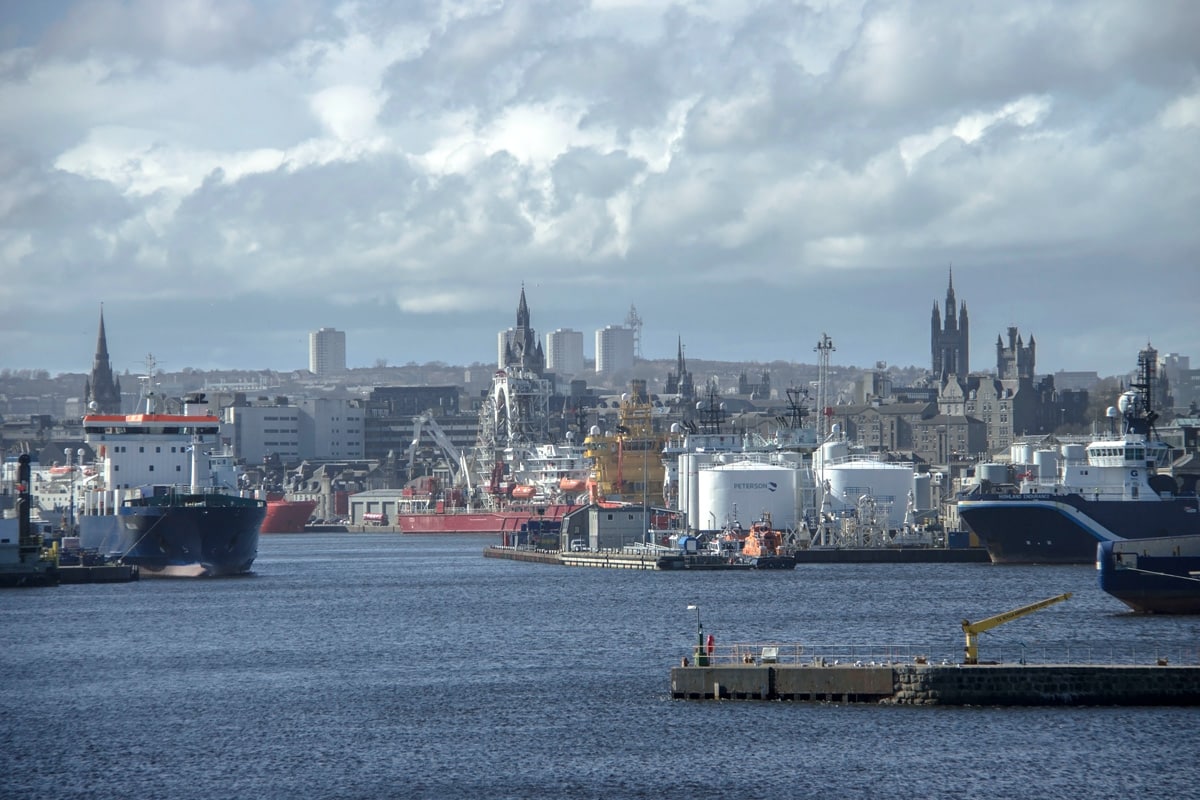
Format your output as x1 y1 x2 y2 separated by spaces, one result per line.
697 461 799 533
1061 443 1086 463
822 460 915 529
1010 443 1034 467
912 473 932 512
1033 449 1059 482
677 452 693 518
978 463 1009 485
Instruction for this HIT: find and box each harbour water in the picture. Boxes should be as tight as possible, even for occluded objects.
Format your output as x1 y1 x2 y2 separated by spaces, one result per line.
2 533 1199 799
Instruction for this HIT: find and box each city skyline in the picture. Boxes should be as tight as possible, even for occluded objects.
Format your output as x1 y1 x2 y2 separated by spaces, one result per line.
2 2 1197 377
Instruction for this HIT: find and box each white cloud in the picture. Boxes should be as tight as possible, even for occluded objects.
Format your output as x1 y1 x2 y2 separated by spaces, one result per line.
1 0 1197 377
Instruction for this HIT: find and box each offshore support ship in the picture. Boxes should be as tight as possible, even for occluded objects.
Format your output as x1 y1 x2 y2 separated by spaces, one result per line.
75 369 265 577
391 288 591 534
957 350 1198 564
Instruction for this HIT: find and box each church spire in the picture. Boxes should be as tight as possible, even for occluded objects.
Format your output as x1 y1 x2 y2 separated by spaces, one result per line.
516 284 530 329
85 305 122 414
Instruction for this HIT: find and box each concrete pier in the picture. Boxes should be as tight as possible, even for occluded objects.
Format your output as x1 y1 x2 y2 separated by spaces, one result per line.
671 662 1200 705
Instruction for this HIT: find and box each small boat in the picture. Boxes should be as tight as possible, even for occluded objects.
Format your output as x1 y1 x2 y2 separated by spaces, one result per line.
1097 534 1200 614
738 514 797 569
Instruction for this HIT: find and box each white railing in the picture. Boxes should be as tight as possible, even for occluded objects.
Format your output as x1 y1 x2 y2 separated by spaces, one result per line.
691 642 1200 667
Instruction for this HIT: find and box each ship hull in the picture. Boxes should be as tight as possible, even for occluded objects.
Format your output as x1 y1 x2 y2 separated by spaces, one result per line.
1097 535 1200 613
79 497 265 577
957 493 1200 564
261 499 319 533
395 504 579 534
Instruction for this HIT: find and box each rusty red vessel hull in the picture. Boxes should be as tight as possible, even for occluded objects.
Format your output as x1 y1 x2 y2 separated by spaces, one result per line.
395 504 579 534
261 498 319 533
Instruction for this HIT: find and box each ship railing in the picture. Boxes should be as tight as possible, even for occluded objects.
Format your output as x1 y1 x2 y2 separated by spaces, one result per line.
693 642 1200 667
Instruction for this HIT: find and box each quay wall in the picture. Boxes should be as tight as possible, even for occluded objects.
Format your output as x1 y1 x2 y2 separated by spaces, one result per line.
671 664 1200 706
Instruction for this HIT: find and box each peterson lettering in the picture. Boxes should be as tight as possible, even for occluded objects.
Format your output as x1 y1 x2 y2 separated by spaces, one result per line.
732 482 778 492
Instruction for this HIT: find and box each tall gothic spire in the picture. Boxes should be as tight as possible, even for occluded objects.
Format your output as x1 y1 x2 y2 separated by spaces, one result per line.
85 306 122 414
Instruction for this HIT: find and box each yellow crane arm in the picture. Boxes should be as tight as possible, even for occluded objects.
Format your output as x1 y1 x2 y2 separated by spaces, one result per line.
961 592 1071 664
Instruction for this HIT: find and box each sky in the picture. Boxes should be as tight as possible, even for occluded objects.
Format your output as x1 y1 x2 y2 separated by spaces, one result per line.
1 0 1197 379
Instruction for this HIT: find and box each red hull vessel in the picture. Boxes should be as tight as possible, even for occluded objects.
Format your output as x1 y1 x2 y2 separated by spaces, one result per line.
261 498 319 533
394 504 579 534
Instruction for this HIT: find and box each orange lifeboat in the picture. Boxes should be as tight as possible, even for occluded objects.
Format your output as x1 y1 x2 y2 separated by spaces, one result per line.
741 519 782 558
511 484 537 500
559 478 587 493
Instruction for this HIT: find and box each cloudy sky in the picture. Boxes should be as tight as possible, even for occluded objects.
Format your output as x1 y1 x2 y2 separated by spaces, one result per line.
1 0 1197 378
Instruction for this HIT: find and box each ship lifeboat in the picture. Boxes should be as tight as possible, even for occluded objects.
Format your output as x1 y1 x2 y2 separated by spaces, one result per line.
559 478 587 493
511 484 537 500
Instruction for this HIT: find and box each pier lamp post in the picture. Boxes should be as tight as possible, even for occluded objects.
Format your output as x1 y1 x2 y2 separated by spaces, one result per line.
64 447 75 534
687 604 704 665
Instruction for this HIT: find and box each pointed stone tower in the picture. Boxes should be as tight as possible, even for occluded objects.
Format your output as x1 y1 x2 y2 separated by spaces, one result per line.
84 308 122 414
501 286 546 376
931 267 969 385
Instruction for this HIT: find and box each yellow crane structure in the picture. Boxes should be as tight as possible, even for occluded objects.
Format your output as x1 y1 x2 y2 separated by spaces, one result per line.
961 593 1072 664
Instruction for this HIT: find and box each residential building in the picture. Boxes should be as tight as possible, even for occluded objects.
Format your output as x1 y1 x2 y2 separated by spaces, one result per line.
309 327 346 376
546 328 585 375
595 325 634 374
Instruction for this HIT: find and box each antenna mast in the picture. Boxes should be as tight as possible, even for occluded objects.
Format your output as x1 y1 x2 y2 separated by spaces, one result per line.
625 304 643 359
814 333 836 441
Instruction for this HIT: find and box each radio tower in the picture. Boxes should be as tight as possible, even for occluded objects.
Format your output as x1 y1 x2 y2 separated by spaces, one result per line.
814 333 836 441
625 304 644 359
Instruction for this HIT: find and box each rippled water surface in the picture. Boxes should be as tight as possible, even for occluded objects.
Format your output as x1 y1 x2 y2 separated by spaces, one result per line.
3 534 1199 799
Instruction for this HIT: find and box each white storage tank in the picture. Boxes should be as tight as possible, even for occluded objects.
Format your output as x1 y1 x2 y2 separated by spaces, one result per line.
1033 449 1059 482
1061 443 1087 463
822 460 916 529
697 461 799 533
978 463 1009 485
912 472 932 512
1010 443 1034 467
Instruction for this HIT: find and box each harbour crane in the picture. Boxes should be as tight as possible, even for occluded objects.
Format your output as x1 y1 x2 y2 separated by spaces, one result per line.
961 592 1071 664
407 413 473 495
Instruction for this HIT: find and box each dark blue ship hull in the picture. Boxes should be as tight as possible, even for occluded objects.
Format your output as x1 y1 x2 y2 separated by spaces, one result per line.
79 492 265 577
1098 535 1200 613
958 492 1200 564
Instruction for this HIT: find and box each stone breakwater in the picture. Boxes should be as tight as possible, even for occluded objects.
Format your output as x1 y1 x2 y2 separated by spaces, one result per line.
671 663 1200 706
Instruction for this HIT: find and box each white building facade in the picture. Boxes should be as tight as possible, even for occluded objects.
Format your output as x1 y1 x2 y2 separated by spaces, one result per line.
595 325 635 374
297 397 365 460
546 328 585 375
224 402 302 465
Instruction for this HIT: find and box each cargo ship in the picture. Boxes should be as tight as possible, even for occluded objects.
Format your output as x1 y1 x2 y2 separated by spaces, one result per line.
260 495 319 533
1097 534 1200 614
75 379 265 577
957 356 1198 564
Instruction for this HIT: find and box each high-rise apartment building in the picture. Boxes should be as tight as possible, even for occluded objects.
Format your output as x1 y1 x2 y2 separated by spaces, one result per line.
309 327 346 376
546 328 584 375
595 325 634 374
